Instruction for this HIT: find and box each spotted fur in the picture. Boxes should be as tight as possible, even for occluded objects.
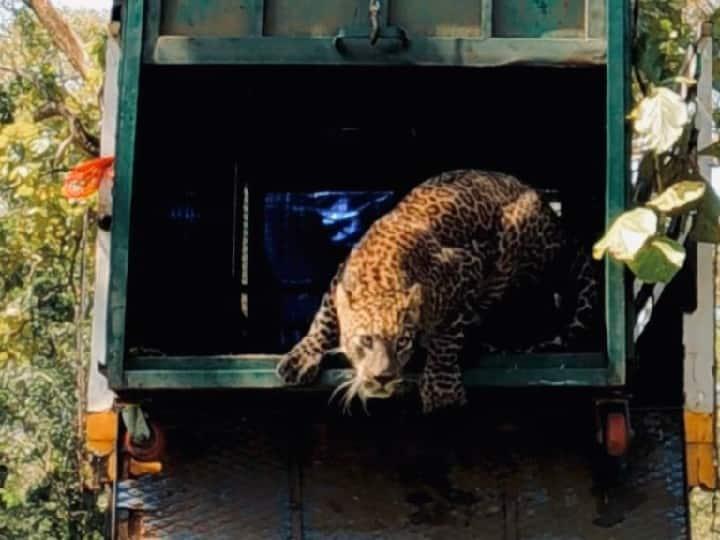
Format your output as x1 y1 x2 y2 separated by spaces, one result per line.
276 170 598 413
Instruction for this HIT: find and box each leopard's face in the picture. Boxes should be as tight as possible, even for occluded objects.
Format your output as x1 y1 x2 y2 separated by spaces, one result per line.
332 281 422 411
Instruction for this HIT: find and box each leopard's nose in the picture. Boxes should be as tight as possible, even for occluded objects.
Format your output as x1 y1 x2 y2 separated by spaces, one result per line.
374 373 396 386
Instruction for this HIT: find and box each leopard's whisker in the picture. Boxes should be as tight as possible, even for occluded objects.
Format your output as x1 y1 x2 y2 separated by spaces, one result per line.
358 390 370 415
340 376 364 415
328 377 354 405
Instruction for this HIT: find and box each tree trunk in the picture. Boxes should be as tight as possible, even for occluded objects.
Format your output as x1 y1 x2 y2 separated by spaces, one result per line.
25 0 90 80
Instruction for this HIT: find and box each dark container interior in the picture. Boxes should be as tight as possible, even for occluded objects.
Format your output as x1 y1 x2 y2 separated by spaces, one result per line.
125 65 607 357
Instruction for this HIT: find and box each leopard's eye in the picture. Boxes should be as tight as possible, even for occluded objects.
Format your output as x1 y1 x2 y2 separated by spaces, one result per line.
397 335 412 350
359 335 373 348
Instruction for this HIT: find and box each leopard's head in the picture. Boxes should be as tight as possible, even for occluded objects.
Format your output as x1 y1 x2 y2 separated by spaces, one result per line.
332 281 423 411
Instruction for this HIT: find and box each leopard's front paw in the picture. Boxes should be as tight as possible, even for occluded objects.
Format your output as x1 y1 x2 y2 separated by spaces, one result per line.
276 348 321 386
419 373 468 414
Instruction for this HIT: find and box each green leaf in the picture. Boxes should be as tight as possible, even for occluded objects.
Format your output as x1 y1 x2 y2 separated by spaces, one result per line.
646 181 706 215
28 137 50 156
1 488 24 508
698 141 720 160
634 33 664 85
690 187 720 243
670 76 697 86
627 236 686 283
593 207 658 261
2 120 37 141
0 7 108 538
631 87 689 154
15 184 34 197
9 165 30 183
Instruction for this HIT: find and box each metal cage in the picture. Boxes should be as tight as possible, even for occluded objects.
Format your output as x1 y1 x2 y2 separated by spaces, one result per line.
105 0 631 394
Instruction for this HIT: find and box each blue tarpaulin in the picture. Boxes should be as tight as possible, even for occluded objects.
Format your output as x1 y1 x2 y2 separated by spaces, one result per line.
263 191 395 348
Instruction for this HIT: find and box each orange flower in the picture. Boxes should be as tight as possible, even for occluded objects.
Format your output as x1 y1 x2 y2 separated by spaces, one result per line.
62 156 115 200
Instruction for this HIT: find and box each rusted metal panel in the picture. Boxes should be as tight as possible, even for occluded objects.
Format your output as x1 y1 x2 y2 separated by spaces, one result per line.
587 0 607 39
389 0 488 39
493 0 587 38
153 1 607 59
151 35 607 66
263 0 364 37
160 0 263 37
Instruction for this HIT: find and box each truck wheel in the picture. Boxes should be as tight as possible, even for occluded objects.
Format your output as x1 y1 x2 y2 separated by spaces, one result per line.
123 421 166 462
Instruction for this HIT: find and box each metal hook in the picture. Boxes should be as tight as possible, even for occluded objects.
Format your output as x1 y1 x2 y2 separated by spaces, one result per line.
369 0 381 45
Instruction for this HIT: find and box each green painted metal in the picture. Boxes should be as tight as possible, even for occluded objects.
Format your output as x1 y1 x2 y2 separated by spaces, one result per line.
161 0 264 37
147 0 606 66
121 353 608 389
388 0 488 39
264 0 366 37
588 0 608 39
132 353 606 370
150 36 607 66
142 0 161 64
108 0 631 393
124 367 613 389
123 355 612 389
107 0 145 388
604 0 631 386
157 0 601 41
492 0 586 38
129 353 605 371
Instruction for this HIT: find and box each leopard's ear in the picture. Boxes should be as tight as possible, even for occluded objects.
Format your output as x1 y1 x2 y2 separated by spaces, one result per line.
335 281 354 313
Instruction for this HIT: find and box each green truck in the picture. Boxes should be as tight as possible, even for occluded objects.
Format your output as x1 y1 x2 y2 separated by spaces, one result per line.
85 1 699 537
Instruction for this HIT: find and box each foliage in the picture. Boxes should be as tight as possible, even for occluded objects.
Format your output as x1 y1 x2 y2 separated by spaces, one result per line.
594 0 720 283
0 3 106 538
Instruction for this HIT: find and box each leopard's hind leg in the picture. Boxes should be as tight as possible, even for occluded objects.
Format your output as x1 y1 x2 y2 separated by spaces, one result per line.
419 262 516 413
526 245 600 352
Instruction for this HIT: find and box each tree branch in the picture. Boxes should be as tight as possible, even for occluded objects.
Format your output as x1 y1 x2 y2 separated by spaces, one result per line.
33 101 99 156
24 0 90 81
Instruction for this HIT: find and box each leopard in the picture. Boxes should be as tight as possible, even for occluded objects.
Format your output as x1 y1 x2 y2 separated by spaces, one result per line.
275 170 599 414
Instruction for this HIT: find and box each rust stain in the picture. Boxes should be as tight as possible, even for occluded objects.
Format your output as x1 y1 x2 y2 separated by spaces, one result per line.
264 0 358 37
